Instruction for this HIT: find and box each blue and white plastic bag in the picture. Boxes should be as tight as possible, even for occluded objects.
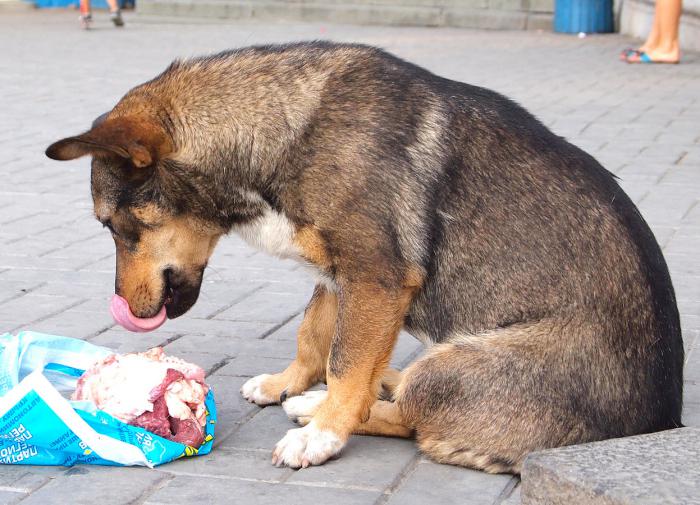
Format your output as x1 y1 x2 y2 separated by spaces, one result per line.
0 331 216 467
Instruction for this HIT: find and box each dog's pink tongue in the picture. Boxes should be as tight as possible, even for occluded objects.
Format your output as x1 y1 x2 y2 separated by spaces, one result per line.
110 294 166 333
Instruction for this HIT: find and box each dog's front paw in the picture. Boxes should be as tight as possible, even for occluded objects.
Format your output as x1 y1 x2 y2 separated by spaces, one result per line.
240 374 277 405
283 390 327 426
271 421 345 468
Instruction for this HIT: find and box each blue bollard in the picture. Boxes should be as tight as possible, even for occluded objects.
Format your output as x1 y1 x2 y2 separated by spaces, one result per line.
554 0 614 34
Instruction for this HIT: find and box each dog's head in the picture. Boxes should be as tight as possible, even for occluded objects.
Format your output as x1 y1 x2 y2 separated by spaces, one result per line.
46 113 224 322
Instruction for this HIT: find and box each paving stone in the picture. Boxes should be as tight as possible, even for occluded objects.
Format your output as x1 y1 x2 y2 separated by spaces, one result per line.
18 466 168 505
154 316 276 338
214 355 293 377
683 404 700 427
217 405 292 451
163 332 268 372
143 475 381 505
87 328 170 354
0 490 25 505
215 336 299 360
502 484 522 505
164 447 293 482
19 311 114 339
0 280 44 305
286 435 419 490
384 459 513 505
264 314 304 341
215 290 307 324
163 328 261 351
521 428 700 505
205 375 259 443
390 331 425 369
0 465 65 492
684 381 700 406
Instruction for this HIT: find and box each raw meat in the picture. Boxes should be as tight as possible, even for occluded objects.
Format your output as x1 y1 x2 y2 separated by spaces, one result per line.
73 347 209 447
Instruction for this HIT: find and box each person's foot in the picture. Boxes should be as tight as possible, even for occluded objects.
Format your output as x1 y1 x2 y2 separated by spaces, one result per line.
625 47 680 64
79 13 92 30
110 10 125 27
619 47 642 61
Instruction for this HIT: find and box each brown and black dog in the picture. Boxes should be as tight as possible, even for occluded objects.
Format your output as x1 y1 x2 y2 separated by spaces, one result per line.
46 42 683 473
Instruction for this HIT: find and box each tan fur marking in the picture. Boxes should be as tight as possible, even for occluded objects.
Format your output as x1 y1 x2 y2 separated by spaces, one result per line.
115 215 221 317
403 264 426 289
131 204 165 226
290 396 414 439
380 368 403 398
46 115 173 167
293 226 333 270
259 286 338 401
310 269 421 441
93 197 114 223
353 400 413 438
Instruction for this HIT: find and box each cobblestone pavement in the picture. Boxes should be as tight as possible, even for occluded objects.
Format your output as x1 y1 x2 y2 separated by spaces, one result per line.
0 9 698 505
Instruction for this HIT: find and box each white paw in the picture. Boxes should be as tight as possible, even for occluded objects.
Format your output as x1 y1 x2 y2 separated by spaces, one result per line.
271 421 345 468
240 374 276 405
282 390 327 421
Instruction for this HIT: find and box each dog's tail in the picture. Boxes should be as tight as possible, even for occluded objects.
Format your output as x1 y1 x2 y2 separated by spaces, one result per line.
393 320 609 474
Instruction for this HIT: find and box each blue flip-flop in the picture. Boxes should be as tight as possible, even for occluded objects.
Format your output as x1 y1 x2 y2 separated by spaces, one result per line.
626 51 679 64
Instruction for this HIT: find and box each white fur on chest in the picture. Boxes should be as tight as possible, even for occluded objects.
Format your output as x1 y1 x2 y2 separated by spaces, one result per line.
232 205 338 292
233 209 302 260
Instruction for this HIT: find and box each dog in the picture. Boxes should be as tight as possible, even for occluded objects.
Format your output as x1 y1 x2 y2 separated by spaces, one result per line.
46 42 684 473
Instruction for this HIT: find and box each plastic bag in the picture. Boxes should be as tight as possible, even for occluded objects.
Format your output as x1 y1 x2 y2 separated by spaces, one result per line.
0 331 216 467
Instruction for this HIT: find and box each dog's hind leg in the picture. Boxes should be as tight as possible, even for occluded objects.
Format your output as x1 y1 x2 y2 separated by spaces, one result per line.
284 391 413 438
379 367 402 400
283 365 404 423
354 400 413 438
395 321 601 474
241 284 337 405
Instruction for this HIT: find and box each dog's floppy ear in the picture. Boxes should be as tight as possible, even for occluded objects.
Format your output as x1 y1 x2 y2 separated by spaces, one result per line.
45 115 172 168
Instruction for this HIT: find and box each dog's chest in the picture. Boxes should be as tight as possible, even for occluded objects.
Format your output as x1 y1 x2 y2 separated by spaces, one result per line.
232 209 338 292
233 209 302 260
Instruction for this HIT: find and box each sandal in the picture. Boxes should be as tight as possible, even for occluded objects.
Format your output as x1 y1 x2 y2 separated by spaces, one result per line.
111 10 125 27
79 12 92 30
625 51 679 64
619 48 642 61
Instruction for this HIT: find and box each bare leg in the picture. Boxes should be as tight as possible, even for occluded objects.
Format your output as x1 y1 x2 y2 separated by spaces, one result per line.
651 0 682 58
639 5 661 51
629 0 681 62
107 0 125 26
79 0 91 29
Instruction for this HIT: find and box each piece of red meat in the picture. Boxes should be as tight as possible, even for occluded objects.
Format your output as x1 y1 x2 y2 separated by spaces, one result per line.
170 417 205 447
132 396 171 439
148 368 185 401
130 367 206 446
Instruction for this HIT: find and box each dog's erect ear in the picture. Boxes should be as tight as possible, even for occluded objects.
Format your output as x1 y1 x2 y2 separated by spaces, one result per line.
45 116 172 168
